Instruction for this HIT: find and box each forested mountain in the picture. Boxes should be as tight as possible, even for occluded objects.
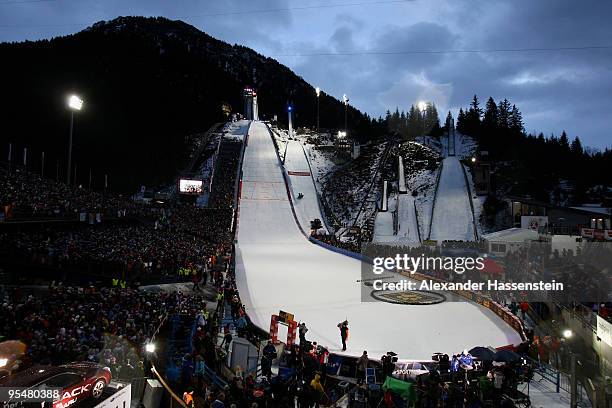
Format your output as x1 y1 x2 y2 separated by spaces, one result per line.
0 16 380 192
455 95 612 205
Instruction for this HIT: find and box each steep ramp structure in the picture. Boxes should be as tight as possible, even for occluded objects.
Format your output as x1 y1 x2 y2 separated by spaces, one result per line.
429 157 476 241
235 121 520 360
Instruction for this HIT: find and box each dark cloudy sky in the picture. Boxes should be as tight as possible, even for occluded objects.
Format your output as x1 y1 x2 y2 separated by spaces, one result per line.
2 0 611 148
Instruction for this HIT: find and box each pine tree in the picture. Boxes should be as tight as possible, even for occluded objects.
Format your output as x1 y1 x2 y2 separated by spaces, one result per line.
388 108 401 133
423 102 441 136
456 108 466 134
445 111 453 132
406 105 420 139
509 104 524 134
469 95 482 119
400 110 407 134
559 130 570 151
464 95 482 136
482 97 498 131
497 99 511 130
571 136 583 156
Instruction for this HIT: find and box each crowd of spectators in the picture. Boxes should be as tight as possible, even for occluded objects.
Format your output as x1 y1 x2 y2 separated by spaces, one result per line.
0 166 144 221
501 241 612 305
209 139 242 209
1 160 236 281
311 232 361 253
0 285 206 379
179 284 340 407
0 206 233 281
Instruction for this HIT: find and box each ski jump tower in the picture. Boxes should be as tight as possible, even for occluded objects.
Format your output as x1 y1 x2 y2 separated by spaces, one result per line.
243 87 258 120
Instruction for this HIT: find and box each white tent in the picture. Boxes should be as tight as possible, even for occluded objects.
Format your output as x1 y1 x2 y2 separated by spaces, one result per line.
483 228 539 256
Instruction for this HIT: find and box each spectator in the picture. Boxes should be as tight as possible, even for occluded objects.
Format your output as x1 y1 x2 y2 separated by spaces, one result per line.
357 350 369 379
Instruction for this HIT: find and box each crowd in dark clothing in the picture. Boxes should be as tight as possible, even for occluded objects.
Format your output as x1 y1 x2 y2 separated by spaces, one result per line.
311 233 361 253
209 139 242 209
0 167 143 221
500 241 611 305
0 286 205 379
0 164 234 280
0 206 233 281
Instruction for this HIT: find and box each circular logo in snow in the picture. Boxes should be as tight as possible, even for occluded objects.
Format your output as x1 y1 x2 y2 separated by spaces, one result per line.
370 289 446 305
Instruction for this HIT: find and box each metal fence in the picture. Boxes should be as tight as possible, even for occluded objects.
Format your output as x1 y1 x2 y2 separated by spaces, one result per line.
529 356 594 407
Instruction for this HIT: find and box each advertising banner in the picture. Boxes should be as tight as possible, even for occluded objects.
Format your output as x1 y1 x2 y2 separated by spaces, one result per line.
598 315 612 348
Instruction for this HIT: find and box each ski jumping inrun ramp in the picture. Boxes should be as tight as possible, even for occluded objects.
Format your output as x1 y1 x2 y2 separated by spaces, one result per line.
429 157 476 242
235 121 520 360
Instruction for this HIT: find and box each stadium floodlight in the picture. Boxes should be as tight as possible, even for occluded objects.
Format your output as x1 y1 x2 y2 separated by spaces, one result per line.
471 157 477 163
315 87 320 97
68 95 83 111
337 131 346 138
563 329 573 339
66 94 83 185
0 358 7 368
145 343 156 353
288 105 292 112
343 94 349 105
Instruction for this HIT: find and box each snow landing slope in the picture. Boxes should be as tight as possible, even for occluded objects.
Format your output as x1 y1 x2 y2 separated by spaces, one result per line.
396 194 420 243
283 139 328 234
235 121 520 360
429 156 476 242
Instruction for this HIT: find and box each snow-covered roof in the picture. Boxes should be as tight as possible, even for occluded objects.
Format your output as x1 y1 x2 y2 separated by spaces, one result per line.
483 228 539 243
570 206 611 215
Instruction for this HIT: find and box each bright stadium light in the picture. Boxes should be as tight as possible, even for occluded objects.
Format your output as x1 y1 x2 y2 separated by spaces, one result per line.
66 94 84 185
315 87 320 97
343 94 349 105
68 95 83 111
471 157 477 163
563 329 573 339
145 343 156 353
0 358 7 368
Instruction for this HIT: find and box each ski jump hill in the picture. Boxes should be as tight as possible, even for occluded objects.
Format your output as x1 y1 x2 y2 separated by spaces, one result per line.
235 121 520 360
429 156 478 242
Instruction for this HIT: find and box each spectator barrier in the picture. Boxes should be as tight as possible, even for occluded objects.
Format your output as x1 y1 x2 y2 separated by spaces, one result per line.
232 121 251 238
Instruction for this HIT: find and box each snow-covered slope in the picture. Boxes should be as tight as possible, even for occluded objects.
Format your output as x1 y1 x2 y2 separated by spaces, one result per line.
235 121 521 360
397 194 421 243
283 139 328 234
429 157 476 241
373 211 394 240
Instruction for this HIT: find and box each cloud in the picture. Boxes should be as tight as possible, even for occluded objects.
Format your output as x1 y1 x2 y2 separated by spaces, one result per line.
1 0 610 147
